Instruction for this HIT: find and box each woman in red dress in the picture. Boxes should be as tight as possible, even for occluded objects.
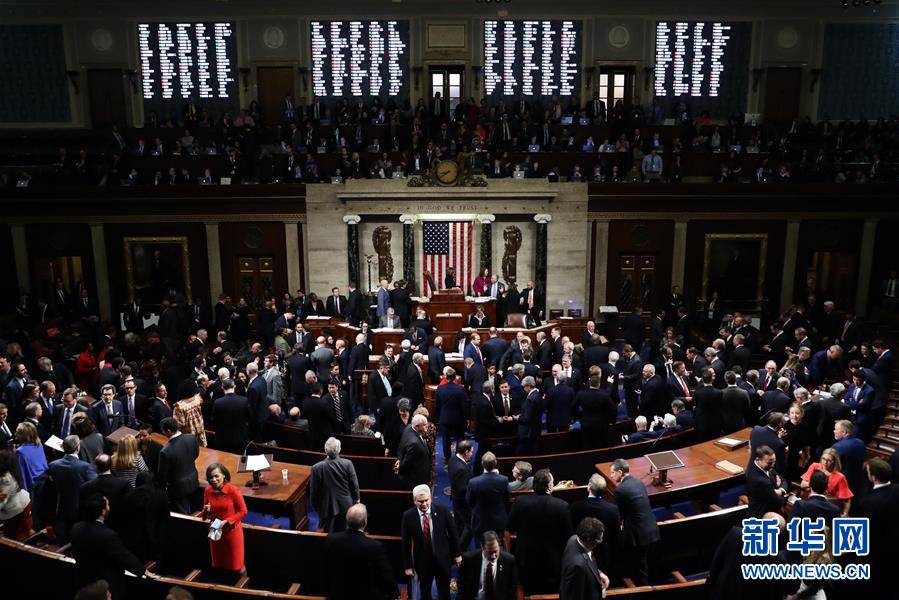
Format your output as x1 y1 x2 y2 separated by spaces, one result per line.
202 463 248 580
75 342 104 392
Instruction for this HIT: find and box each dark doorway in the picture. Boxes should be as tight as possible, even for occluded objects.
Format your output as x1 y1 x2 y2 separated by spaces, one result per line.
763 67 802 125
429 65 465 114
87 69 127 128
257 66 296 123
598 66 636 111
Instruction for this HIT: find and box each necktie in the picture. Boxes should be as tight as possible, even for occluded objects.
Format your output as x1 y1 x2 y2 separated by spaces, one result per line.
475 345 483 364
382 375 392 397
854 387 860 401
128 396 135 424
83 298 88 308
195 306 200 320
62 408 72 437
421 511 431 547
503 395 510 416
485 561 495 600
1 421 10 438
44 398 53 416
335 296 340 314
332 394 343 423
528 290 534 309
679 376 689 397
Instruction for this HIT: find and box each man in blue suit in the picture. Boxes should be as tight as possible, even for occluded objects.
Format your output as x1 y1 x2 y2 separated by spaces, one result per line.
809 345 844 388
516 377 543 455
463 357 488 397
247 362 274 441
845 370 877 442
48 435 97 543
832 419 866 494
463 332 485 367
482 328 509 368
376 278 391 319
466 452 511 543
545 373 575 433
90 384 124 437
435 368 469 461
749 412 787 479
428 336 447 382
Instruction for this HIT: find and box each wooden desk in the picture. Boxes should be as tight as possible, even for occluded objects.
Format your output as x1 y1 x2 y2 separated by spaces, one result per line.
152 433 312 529
414 293 496 330
595 428 752 507
302 316 339 340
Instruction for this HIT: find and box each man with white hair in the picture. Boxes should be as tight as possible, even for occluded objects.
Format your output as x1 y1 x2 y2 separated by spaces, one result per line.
516 376 542 454
626 416 655 444
401 484 461 600
379 306 401 328
347 332 370 415
310 437 360 532
638 364 666 419
404 352 425 410
760 360 779 393
395 413 431 488
761 377 792 416
817 382 851 450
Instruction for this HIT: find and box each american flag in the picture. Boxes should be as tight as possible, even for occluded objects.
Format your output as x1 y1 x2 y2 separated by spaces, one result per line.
422 221 473 296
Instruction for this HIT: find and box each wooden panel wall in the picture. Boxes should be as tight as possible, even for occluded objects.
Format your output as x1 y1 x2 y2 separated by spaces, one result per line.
218 222 288 300
605 220 674 310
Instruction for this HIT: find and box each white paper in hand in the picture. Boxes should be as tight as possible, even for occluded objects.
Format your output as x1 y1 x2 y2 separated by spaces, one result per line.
45 435 64 452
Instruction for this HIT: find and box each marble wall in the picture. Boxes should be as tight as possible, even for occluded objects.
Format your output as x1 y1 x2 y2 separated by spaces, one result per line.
304 178 590 313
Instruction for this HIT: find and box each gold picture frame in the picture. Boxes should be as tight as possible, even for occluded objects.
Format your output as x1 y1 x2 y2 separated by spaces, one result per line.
701 233 768 307
123 236 192 304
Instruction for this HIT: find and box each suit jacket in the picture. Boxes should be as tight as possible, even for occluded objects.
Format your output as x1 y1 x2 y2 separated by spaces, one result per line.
401 503 460 577
472 392 499 437
568 497 619 574
325 295 348 319
721 386 751 433
90 400 124 437
729 345 752 374
146 397 173 433
614 475 660 547
507 493 573 589
379 315 402 328
397 425 431 487
427 346 446 382
458 548 519 600
788 493 840 525
517 389 543 441
345 289 368 326
621 314 644 349
48 454 97 520
745 462 785 518
157 433 200 500
304 394 340 450
483 337 509 368
559 534 606 600
71 520 147 597
51 403 88 438
761 389 791 419
323 528 397 599
466 471 510 535
693 385 723 439
311 347 335 381
403 363 425 409
638 374 669 418
464 343 485 367
816 397 851 449
367 372 392 414
749 426 786 479
464 364 488 397
286 353 313 399
575 387 617 436
310 456 359 519
545 382 576 428
376 287 391 317
536 340 555 371
80 474 131 525
212 393 250 450
247 375 270 427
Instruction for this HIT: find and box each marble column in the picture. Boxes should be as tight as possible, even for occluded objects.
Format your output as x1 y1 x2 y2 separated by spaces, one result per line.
343 215 361 288
205 224 223 300
10 224 30 292
594 219 610 314
855 219 878 317
89 224 111 321
284 220 301 295
671 219 688 290
477 214 496 274
534 214 551 314
780 220 801 313
399 214 417 288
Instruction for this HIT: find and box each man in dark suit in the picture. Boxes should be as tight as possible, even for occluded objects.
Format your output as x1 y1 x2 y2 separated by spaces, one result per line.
79 454 130 529
395 415 432 488
90 384 124 436
325 287 348 319
122 298 146 333
466 452 511 542
344 282 368 326
545 373 576 433
817 383 852 450
559 517 610 600
367 359 393 415
428 338 447 382
404 354 426 410
211 378 250 453
516 377 543 455
458 530 519 600
535 333 555 372
620 345 643 419
116 380 145 428
35 357 75 392
568 474 619 576
745 445 786 518
246 362 274 442
303 383 338 451
749 412 787 479
693 370 723 441
71 494 148 600
435 368 469 460
507 468 573 595
483 329 510 368
401 485 461 600
323 503 398 599
0 404 12 450
761 377 792 419
52 389 87 439
48 435 97 543
157 417 200 513
145 383 173 434
310 437 360 532
788 470 840 525
610 458 660 586
637 364 669 419
721 370 751 433
575 374 617 449
728 334 752 374
390 281 413 328
855 458 899 595
448 440 474 550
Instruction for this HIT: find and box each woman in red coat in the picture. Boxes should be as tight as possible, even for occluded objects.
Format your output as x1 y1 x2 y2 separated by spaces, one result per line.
75 342 104 393
202 463 248 580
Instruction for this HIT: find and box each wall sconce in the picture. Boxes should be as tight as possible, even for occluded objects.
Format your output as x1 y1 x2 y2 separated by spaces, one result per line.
65 70 80 95
122 69 139 94
642 66 654 92
809 68 823 92
239 67 251 93
471 65 483 90
413 65 423 90
297 66 308 93
752 68 765 92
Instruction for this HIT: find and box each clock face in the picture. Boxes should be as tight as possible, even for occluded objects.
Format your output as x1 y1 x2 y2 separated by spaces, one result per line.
435 160 459 185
